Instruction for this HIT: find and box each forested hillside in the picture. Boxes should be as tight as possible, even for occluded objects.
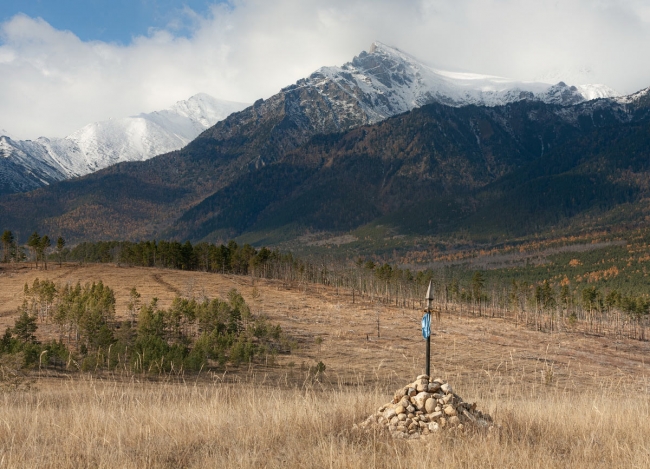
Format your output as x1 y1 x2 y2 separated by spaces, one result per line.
1 92 649 249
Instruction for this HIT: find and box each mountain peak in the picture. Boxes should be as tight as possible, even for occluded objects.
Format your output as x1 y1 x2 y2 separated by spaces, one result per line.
368 41 401 55
310 42 617 123
356 43 619 106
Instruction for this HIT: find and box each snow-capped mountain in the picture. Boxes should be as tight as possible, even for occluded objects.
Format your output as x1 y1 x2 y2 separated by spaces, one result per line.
298 41 619 127
0 94 248 195
196 41 624 171
0 42 628 196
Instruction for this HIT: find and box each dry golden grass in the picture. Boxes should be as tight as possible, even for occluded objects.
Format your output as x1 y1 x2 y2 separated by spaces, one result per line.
0 374 648 468
1 263 650 467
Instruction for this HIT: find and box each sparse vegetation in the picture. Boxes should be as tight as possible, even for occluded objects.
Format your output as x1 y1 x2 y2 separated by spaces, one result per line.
0 262 649 467
1 276 290 374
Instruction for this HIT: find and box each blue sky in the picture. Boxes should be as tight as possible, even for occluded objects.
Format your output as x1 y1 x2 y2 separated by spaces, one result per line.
0 0 222 43
1 0 649 139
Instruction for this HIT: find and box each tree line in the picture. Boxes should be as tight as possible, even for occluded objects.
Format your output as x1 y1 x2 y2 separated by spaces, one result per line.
3 229 649 341
2 230 66 268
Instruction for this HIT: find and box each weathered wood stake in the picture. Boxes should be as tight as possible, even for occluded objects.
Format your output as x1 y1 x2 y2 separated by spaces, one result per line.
425 280 434 376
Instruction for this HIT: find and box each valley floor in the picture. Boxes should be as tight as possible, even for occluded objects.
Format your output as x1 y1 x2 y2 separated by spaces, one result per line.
0 263 649 467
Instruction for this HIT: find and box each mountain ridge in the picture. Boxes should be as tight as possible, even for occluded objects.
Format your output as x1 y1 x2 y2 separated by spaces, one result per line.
1 42 648 252
0 94 249 195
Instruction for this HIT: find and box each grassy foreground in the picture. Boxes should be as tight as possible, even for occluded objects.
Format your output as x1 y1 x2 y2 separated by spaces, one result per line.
0 373 648 468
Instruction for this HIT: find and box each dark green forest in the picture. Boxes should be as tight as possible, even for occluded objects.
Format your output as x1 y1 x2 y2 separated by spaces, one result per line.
2 97 650 247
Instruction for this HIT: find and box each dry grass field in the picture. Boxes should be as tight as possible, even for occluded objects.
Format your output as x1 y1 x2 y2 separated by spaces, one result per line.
1 263 650 467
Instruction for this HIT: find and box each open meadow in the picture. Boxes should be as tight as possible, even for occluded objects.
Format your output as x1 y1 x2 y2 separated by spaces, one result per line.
1 263 650 467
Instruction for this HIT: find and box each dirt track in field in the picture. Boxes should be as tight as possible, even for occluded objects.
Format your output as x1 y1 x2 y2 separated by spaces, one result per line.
2 263 650 393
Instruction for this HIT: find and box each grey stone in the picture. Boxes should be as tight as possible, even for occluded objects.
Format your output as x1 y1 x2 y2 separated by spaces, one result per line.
428 422 440 432
427 383 441 393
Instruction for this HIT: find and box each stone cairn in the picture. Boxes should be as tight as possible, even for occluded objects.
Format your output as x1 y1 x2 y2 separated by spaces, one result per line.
356 375 494 439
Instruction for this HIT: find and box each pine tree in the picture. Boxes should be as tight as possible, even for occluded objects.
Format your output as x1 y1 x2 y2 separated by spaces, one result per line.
56 236 65 267
13 307 38 343
1 230 14 263
40 235 51 270
27 232 41 268
472 271 485 314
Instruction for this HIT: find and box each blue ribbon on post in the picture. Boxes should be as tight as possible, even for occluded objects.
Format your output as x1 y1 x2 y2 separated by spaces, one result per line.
421 312 431 339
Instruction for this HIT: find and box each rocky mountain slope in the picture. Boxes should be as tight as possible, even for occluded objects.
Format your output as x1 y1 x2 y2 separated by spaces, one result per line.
2 85 649 245
166 92 650 243
0 94 248 195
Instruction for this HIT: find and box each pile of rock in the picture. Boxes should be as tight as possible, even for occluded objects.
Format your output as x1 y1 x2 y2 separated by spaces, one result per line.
356 375 494 439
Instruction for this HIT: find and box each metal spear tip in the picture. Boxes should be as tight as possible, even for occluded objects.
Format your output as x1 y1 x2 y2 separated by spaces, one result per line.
425 280 434 301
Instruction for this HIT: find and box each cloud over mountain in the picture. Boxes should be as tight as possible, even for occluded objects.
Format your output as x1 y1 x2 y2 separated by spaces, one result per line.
1 0 649 139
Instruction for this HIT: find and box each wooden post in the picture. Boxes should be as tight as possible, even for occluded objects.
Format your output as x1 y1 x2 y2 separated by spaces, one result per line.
425 280 434 376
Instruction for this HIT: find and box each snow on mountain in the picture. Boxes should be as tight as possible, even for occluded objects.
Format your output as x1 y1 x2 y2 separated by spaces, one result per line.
0 42 633 196
304 42 619 125
0 136 69 195
575 84 620 101
0 94 248 194
615 86 650 105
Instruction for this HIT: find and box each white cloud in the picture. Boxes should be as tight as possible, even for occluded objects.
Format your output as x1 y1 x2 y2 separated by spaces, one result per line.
1 0 649 139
